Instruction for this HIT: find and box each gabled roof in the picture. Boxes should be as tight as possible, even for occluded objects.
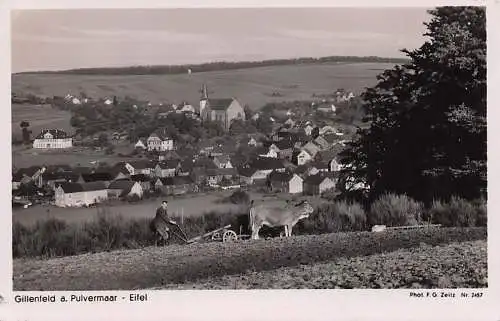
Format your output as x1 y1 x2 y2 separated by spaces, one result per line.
35 129 69 139
156 159 180 169
249 157 285 170
71 166 93 175
108 180 136 190
304 173 335 185
275 139 295 150
158 176 194 186
238 166 257 177
309 160 329 170
314 136 331 150
268 170 293 182
316 150 337 162
128 160 154 170
81 172 113 182
15 166 42 178
193 157 217 169
57 181 107 193
130 174 150 182
207 98 234 111
206 167 238 177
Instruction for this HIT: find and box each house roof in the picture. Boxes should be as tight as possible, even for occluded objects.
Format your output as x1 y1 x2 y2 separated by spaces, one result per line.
157 159 180 169
275 139 295 150
130 174 150 182
268 170 293 182
57 181 107 193
249 157 285 170
316 150 338 162
304 174 331 185
35 129 69 139
214 155 231 164
71 166 93 175
108 180 136 190
194 157 217 169
16 166 42 178
81 172 113 182
42 172 80 182
314 136 330 149
208 98 234 111
237 167 257 177
309 160 329 170
128 160 154 170
206 167 238 177
294 164 309 175
158 176 194 186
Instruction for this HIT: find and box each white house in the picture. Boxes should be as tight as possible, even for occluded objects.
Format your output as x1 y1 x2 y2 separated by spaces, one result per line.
104 99 113 105
33 129 73 149
134 139 146 149
295 150 314 166
304 125 314 136
147 133 174 151
54 182 108 208
72 97 81 105
107 180 143 199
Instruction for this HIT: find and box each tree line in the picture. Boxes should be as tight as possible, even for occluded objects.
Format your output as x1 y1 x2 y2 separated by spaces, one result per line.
16 56 409 75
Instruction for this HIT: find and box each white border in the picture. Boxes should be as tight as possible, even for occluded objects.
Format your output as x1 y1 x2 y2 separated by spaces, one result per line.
1 1 498 321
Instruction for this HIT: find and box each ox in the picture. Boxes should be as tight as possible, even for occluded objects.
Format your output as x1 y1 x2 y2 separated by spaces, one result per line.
249 200 314 240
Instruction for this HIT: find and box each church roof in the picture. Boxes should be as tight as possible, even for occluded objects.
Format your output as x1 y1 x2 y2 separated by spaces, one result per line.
207 98 234 111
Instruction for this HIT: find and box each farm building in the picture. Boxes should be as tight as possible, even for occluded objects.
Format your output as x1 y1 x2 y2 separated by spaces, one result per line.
130 174 153 192
42 172 80 189
107 180 143 199
303 174 336 196
79 172 114 187
267 171 303 194
54 182 108 207
13 166 46 187
154 176 195 195
147 133 174 152
33 129 73 149
213 155 233 169
199 85 246 131
154 160 180 178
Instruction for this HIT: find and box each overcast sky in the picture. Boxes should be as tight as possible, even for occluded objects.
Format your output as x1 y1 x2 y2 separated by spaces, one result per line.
11 8 431 73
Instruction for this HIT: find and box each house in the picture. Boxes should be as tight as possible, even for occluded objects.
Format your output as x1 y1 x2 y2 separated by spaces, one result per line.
177 159 194 177
127 160 155 176
14 166 46 187
179 103 196 113
109 163 131 180
257 146 278 158
130 174 153 192
154 160 180 178
267 171 303 194
147 133 175 151
213 155 233 169
33 129 72 149
304 125 314 136
107 180 143 199
303 174 336 195
302 141 321 158
293 149 314 166
79 172 114 187
205 168 238 186
314 136 331 151
308 161 330 174
135 139 146 149
239 157 286 185
248 136 258 147
273 140 295 160
159 150 181 162
42 172 80 189
155 176 195 195
319 125 337 135
199 84 246 131
54 182 108 207
284 118 296 127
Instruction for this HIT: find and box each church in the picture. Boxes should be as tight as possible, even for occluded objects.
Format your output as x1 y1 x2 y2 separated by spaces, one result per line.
199 84 246 131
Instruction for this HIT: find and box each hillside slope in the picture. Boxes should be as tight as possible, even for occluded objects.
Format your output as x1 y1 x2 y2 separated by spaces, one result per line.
14 227 486 290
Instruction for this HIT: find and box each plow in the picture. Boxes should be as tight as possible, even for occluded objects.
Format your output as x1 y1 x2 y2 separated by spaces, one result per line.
156 222 250 245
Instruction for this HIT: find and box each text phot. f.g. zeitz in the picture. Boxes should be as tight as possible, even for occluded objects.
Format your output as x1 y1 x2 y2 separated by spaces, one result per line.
11 7 487 291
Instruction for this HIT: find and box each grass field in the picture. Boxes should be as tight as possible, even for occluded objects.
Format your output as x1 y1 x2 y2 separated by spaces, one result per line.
11 103 73 140
12 191 303 227
12 62 395 109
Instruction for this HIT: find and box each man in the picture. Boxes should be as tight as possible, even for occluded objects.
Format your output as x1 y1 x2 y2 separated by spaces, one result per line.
151 200 178 244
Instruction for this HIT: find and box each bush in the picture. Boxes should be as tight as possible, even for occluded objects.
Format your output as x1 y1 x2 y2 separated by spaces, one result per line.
429 196 486 227
370 193 423 227
229 190 250 205
298 201 366 235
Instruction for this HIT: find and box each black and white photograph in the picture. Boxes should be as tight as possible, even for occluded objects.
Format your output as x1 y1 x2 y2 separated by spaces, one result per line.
8 4 489 296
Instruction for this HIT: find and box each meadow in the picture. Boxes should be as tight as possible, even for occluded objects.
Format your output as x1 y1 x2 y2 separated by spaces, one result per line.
11 103 73 140
12 62 395 109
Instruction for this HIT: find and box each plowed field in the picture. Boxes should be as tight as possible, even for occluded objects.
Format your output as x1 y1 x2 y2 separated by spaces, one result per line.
13 227 486 290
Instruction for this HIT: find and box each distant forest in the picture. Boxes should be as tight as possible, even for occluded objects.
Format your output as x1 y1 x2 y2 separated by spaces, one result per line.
16 56 409 76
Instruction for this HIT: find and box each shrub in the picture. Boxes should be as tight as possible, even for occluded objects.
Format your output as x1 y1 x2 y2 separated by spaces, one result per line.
229 190 250 204
430 196 485 227
369 193 423 227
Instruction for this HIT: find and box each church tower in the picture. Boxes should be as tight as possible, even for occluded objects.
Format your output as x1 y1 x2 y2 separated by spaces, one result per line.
199 83 209 121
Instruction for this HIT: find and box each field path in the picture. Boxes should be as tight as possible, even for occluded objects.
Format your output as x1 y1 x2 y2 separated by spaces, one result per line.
14 227 486 291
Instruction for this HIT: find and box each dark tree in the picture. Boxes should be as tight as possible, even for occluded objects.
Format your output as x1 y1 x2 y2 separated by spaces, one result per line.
20 121 32 144
339 7 486 204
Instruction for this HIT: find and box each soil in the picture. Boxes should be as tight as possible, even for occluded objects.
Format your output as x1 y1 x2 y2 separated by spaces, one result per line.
13 227 486 291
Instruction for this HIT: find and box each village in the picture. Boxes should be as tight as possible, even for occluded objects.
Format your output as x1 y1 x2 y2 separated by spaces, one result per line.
12 85 360 210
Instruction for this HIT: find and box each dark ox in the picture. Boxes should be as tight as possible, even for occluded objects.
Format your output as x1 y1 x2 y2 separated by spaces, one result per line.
249 200 314 240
